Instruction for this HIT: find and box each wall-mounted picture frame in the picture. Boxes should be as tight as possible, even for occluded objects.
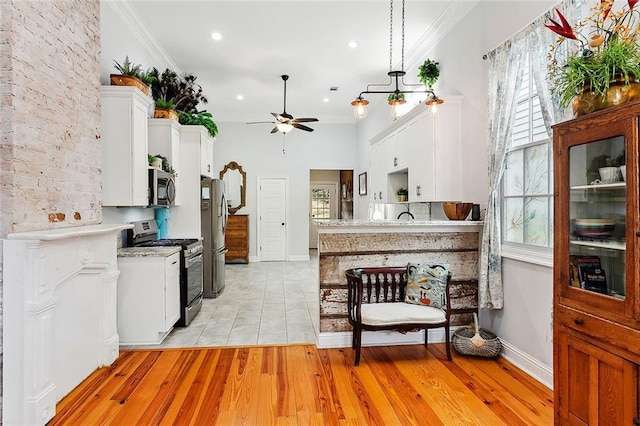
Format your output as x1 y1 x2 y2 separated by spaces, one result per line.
359 172 367 196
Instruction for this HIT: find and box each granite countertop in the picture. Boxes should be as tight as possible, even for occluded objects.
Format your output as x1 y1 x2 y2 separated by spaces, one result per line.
118 246 181 258
314 219 483 227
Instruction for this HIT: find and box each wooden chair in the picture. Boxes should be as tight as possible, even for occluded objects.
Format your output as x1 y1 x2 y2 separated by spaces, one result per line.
345 266 452 366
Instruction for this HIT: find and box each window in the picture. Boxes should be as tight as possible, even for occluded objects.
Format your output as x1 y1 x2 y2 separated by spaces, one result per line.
502 55 553 252
311 188 331 219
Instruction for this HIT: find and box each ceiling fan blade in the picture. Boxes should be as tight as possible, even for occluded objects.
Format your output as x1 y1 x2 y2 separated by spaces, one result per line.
270 126 279 134
292 117 319 123
280 112 293 120
271 112 289 122
294 123 314 132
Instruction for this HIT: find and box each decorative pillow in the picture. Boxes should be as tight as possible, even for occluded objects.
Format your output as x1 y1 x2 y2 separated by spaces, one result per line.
405 263 449 308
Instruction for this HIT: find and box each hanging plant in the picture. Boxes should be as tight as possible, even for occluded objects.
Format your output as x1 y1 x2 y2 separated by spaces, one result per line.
418 59 440 89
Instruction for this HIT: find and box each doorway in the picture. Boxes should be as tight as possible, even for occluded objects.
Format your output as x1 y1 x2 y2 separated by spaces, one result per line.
309 183 338 249
258 177 287 261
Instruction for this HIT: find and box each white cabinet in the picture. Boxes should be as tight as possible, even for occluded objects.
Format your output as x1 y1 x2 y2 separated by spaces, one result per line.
170 125 215 238
200 136 214 178
387 125 409 172
369 98 463 205
117 250 180 345
101 86 153 207
148 118 182 205
369 139 388 202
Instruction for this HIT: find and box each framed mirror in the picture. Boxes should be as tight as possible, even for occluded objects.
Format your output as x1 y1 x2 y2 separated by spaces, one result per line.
220 161 246 214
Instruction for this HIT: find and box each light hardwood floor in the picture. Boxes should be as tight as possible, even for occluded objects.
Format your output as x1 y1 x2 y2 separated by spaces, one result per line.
49 343 553 425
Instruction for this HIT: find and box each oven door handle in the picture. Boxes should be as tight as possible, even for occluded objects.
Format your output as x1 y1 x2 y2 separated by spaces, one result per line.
186 253 203 269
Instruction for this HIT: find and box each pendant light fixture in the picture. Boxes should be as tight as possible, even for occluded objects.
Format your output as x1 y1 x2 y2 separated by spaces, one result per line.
351 0 443 119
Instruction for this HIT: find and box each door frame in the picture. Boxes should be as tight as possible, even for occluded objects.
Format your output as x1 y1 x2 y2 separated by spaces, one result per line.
257 176 288 262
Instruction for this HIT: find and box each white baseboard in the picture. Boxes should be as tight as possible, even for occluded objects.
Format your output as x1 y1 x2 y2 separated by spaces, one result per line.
317 331 553 390
499 338 553 390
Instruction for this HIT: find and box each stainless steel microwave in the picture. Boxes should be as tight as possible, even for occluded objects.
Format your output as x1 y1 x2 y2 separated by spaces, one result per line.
149 168 176 207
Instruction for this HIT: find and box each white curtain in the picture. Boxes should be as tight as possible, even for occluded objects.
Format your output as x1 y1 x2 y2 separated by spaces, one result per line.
480 41 526 309
480 0 578 309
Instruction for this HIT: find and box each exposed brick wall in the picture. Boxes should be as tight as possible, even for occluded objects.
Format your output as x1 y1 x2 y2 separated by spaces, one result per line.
0 0 102 238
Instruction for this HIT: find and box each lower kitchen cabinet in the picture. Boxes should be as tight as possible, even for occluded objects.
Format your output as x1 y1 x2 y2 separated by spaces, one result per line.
117 250 181 345
556 330 639 425
226 214 249 263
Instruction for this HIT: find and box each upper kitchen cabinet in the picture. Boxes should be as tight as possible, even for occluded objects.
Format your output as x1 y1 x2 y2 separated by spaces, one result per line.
387 125 409 172
199 131 215 178
101 86 154 207
169 125 216 239
369 97 463 204
409 97 463 202
369 138 388 202
148 118 182 205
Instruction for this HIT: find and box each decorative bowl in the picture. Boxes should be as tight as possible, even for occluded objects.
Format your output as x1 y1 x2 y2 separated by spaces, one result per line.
442 202 473 221
574 218 616 239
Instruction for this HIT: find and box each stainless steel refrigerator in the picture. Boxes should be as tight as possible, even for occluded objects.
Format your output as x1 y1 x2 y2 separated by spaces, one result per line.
201 178 228 298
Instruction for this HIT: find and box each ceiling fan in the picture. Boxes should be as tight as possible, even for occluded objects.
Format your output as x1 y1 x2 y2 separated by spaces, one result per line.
247 75 319 134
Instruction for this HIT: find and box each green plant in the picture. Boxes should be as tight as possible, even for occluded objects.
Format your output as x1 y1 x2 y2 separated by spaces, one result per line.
138 69 156 86
148 154 157 165
153 155 176 176
113 56 142 77
155 97 175 110
396 187 408 196
546 1 640 109
178 110 218 138
387 92 406 102
418 59 440 89
150 68 208 113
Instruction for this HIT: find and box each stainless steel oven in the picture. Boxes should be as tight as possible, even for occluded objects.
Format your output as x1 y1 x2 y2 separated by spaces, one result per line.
128 220 203 327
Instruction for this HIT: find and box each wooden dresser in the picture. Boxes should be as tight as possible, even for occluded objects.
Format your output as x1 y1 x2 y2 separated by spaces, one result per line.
225 214 249 263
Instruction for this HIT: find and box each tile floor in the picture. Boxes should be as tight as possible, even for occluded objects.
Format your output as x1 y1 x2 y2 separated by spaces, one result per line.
126 250 319 349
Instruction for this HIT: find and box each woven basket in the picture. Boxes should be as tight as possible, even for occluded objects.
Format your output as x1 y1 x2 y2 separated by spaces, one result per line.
452 313 502 358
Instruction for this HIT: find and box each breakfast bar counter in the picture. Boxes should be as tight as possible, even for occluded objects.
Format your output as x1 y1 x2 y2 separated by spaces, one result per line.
315 219 482 336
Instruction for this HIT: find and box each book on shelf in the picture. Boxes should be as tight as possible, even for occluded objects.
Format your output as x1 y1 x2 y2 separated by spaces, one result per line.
569 255 607 294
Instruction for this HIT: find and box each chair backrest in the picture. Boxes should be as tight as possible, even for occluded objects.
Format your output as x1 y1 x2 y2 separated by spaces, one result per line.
345 267 408 304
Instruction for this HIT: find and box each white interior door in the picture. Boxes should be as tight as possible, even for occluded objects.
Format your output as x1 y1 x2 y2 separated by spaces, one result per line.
259 177 287 261
309 183 338 249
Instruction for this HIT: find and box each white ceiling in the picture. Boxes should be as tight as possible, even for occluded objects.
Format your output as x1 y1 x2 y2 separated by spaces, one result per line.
111 1 463 125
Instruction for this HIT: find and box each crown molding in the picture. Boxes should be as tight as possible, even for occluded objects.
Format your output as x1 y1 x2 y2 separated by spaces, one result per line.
105 1 181 73
403 0 479 69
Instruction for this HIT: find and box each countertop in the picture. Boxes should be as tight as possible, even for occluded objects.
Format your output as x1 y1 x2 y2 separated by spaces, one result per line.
118 246 181 258
314 219 483 234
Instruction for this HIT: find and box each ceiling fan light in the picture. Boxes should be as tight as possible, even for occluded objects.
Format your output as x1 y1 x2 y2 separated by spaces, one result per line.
276 122 294 133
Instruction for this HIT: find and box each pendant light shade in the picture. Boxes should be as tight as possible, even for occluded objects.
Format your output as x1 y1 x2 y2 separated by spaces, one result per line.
351 97 369 119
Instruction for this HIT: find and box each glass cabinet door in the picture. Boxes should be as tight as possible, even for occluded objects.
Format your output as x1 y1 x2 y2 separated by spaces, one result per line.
568 136 626 299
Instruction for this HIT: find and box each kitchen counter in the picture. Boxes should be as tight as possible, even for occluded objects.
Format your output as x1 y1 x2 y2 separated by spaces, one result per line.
118 246 181 257
314 219 483 234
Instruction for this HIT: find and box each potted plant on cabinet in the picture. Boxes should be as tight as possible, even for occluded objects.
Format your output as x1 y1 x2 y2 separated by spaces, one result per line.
149 68 217 136
111 56 151 95
418 58 440 90
396 187 408 202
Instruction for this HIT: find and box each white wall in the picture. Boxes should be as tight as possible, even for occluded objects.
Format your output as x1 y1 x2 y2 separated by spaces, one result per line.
212 122 358 261
355 0 556 386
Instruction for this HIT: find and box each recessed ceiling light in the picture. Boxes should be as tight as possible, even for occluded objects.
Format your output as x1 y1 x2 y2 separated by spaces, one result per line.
236 94 244 100
323 98 330 103
211 32 222 41
347 40 358 48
